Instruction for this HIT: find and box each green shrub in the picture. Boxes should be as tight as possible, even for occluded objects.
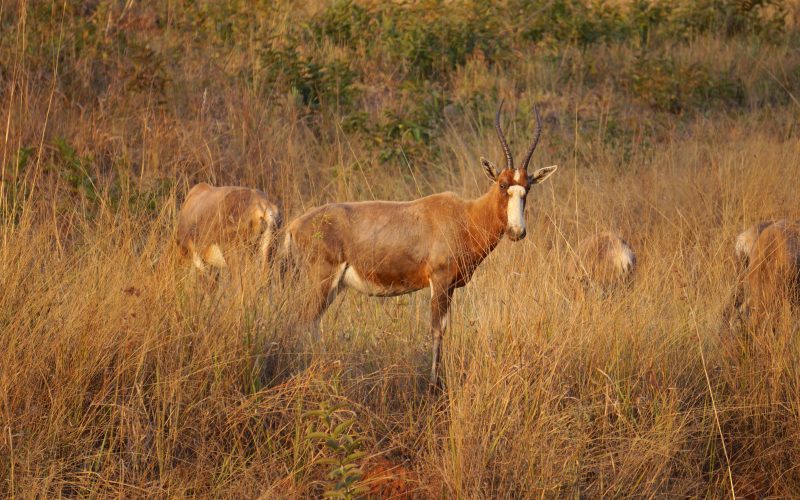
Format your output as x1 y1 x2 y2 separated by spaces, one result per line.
623 55 746 113
370 83 450 164
664 0 787 40
310 1 509 81
511 0 787 48
54 138 100 204
514 0 631 47
376 2 509 80
309 0 372 47
259 45 357 109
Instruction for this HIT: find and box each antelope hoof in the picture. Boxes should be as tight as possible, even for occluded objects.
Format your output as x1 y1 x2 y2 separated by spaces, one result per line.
507 228 527 241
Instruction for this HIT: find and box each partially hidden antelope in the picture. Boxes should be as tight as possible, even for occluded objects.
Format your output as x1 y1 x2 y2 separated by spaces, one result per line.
723 219 800 331
176 183 281 278
282 101 558 387
723 220 777 326
566 231 636 298
734 220 776 272
742 219 800 328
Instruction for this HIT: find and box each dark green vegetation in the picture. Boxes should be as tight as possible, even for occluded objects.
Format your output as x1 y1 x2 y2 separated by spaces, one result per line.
3 0 798 207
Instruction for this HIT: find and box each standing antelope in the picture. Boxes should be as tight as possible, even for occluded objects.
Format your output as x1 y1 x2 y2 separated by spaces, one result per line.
176 183 281 276
283 101 558 387
566 231 636 298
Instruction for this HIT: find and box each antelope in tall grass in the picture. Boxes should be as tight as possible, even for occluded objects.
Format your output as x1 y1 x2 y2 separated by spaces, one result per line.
566 231 636 298
176 183 281 278
724 220 800 331
734 220 776 271
282 101 558 387
743 219 800 328
723 220 776 326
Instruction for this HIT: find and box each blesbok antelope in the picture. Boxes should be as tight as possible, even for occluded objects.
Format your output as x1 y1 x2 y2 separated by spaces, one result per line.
566 231 636 298
735 220 776 271
176 183 281 277
744 219 800 328
724 220 785 330
282 101 558 387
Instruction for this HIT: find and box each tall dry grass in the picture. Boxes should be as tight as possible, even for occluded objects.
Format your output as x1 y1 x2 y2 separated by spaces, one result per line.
2 0 800 497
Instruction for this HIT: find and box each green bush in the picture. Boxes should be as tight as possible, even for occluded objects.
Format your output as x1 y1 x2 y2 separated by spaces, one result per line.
623 55 746 113
663 0 787 39
377 2 508 79
310 1 509 80
54 138 100 204
259 45 357 109
514 0 631 47
309 0 372 47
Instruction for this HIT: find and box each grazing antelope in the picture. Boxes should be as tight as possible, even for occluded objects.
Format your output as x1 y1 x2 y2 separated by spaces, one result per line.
744 219 800 328
176 183 281 276
734 220 776 271
566 231 636 298
283 101 558 387
724 220 784 330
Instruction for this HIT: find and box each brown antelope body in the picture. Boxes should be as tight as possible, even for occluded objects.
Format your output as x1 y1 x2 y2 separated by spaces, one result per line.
283 101 558 386
745 219 800 327
724 220 779 328
177 183 281 274
567 231 636 297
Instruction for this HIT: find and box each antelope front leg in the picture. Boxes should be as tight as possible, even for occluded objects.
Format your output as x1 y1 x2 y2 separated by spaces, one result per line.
429 282 454 390
299 263 344 344
721 278 747 334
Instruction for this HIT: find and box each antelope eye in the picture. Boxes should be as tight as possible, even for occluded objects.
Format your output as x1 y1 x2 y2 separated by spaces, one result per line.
499 183 508 190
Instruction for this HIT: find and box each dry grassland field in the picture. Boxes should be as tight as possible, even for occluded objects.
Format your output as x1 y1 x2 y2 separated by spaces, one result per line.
2 0 800 498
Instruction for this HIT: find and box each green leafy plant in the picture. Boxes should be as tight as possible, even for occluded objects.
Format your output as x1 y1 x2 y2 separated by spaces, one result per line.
303 401 368 499
55 138 100 204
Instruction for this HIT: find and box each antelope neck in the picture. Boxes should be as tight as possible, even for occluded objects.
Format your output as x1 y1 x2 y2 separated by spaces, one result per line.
466 186 508 253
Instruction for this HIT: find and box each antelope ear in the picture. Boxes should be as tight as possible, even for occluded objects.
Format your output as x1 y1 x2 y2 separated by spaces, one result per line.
528 165 558 185
481 157 498 181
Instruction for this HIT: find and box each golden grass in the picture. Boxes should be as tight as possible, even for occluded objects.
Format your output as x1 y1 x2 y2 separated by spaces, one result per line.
2 1 800 497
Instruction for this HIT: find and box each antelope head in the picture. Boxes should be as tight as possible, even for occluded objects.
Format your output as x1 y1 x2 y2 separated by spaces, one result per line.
480 100 557 241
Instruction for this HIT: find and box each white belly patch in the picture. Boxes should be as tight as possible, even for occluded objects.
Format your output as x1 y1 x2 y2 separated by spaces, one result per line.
342 266 416 297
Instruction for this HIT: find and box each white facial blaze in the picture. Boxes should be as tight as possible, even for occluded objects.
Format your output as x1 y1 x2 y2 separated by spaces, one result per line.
507 185 526 234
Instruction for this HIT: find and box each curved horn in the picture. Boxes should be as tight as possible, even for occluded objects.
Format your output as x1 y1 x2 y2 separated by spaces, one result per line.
520 102 543 171
494 99 513 171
